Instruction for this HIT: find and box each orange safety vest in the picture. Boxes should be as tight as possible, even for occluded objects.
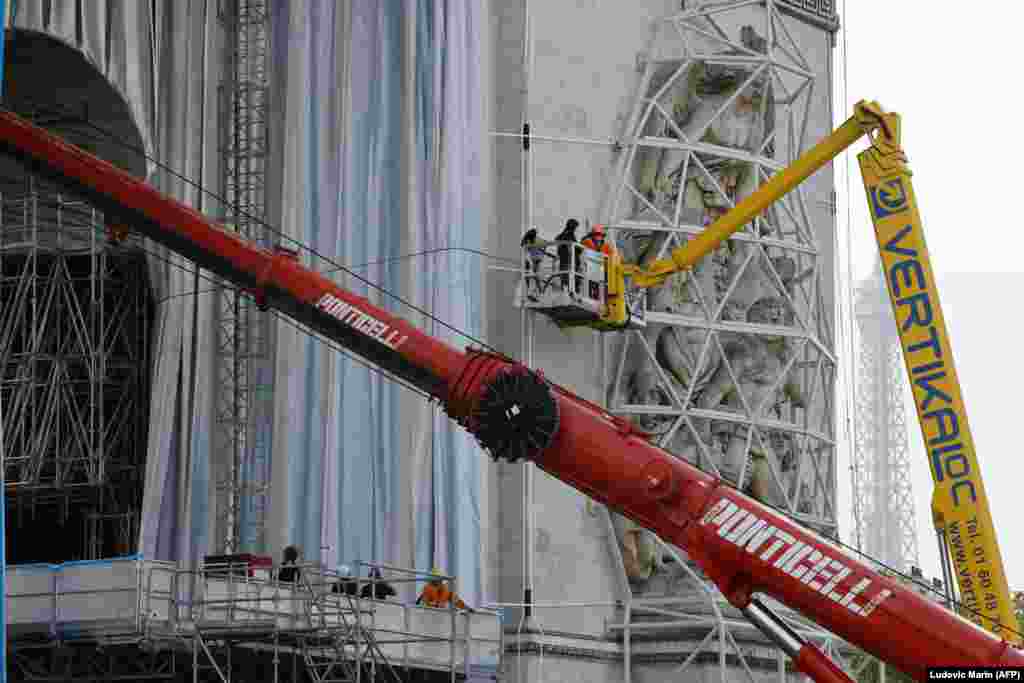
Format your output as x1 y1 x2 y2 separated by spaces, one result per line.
417 582 467 609
581 236 613 255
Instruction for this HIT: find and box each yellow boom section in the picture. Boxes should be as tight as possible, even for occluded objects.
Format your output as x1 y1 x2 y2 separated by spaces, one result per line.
858 129 1017 643
608 100 1018 644
618 102 890 291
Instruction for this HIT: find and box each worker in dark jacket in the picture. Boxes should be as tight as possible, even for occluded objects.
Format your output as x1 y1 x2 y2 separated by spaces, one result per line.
332 565 359 596
553 218 581 291
278 546 301 583
360 567 397 600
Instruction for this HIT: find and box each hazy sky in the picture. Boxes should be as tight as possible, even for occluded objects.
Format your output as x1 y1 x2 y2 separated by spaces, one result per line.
834 1 1024 588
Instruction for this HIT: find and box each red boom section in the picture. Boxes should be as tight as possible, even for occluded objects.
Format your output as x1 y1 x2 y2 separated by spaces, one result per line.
0 110 1020 680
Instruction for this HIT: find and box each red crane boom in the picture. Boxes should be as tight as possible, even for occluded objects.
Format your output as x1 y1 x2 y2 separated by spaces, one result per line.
0 110 1019 682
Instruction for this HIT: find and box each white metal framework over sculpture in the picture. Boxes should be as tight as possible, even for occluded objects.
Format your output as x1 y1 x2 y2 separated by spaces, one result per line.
599 1 852 678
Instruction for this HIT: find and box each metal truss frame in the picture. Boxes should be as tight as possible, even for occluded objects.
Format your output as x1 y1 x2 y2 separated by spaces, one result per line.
606 0 831 524
602 2 849 682
215 0 274 554
851 266 919 573
0 169 151 561
605 0 837 539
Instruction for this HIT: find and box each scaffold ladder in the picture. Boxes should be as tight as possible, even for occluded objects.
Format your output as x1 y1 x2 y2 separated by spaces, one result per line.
192 629 233 683
300 584 404 683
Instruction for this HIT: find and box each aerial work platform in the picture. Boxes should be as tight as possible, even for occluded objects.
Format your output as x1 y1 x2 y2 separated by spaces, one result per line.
518 240 646 329
7 557 501 681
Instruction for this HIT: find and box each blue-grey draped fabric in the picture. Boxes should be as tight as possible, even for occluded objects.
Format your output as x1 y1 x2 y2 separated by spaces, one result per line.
332 0 404 575
271 0 405 574
137 1 220 570
273 0 485 606
411 0 485 606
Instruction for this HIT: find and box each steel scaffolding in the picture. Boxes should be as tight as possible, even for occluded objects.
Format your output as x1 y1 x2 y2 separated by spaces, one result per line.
184 564 407 683
606 0 837 539
6 559 500 682
215 0 274 554
602 2 849 680
0 168 151 563
851 263 920 573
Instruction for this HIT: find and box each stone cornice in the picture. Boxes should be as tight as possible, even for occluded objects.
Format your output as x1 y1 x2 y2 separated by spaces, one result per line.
776 0 840 32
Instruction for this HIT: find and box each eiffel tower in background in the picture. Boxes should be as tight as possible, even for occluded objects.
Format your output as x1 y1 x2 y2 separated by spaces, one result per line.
852 259 921 573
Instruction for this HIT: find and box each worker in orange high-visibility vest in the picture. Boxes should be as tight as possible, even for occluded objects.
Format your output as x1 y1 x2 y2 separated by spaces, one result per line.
416 568 468 610
580 223 614 255
580 223 615 301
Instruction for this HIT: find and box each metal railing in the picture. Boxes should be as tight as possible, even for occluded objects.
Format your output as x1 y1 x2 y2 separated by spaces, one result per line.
521 239 606 304
8 557 501 681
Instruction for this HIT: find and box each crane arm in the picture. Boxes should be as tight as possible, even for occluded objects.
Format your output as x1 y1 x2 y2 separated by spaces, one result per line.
623 100 896 289
0 108 1020 682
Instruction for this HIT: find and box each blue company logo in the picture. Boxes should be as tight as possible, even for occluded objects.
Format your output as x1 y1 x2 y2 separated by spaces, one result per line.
869 178 909 218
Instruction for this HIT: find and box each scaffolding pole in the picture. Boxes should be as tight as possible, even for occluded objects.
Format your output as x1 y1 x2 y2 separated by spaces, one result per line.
0 13 8 682
215 0 273 554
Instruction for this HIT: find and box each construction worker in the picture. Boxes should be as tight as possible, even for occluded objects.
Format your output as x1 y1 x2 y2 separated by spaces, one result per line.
332 564 358 596
580 223 614 255
416 568 468 610
277 546 301 583
553 218 582 293
520 227 552 299
580 224 614 300
360 567 397 600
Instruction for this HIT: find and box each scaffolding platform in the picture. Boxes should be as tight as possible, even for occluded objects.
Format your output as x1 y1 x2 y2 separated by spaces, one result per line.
7 557 502 681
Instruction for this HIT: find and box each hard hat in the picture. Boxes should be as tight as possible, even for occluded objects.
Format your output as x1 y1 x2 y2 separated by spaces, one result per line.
338 564 352 577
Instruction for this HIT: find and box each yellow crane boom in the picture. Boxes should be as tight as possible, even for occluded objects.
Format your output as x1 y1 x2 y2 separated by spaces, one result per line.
607 100 1019 643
